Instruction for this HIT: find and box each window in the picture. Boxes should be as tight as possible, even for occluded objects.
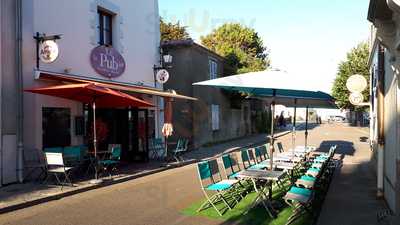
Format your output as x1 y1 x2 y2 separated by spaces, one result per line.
209 59 218 80
98 9 113 46
211 104 220 131
42 108 71 148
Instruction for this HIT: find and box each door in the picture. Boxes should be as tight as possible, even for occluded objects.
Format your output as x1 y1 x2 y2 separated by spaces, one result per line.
42 107 71 148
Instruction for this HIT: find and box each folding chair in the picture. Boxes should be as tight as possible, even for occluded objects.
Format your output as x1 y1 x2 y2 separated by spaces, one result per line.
44 152 74 190
240 149 266 170
99 146 121 177
172 138 189 162
222 154 241 179
276 142 284 153
284 186 314 225
24 148 47 181
197 160 242 216
149 138 165 160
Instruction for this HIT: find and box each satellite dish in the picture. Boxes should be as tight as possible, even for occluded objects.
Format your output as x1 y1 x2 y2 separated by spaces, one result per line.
349 92 364 105
346 74 367 93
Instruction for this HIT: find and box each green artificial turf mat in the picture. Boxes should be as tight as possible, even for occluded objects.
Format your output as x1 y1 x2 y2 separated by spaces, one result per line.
182 180 314 225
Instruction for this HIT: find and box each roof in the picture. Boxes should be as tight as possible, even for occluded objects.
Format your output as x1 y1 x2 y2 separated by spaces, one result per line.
161 39 227 61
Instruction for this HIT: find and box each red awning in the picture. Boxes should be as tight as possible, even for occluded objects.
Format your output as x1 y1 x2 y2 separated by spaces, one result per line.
25 83 154 108
36 70 197 101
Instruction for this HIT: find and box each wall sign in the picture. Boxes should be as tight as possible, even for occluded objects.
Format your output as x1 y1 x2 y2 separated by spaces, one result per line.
349 92 364 105
156 69 170 84
346 74 367 93
39 40 59 63
90 46 126 78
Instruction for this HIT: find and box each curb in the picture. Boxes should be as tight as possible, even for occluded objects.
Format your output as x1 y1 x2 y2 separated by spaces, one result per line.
0 159 197 215
0 130 294 214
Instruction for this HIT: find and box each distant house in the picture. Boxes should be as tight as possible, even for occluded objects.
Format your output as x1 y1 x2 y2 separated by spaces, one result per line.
368 0 400 216
162 39 262 148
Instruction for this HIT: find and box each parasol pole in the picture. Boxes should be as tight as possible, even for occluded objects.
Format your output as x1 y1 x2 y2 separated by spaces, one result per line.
269 90 276 171
93 101 98 180
305 106 309 151
292 99 297 158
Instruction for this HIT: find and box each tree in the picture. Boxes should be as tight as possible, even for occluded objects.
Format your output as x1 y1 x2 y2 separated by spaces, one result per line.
201 23 269 73
160 18 190 41
332 42 370 110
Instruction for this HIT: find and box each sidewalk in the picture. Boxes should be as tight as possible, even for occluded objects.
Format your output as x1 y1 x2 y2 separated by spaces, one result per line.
314 125 389 225
0 128 292 214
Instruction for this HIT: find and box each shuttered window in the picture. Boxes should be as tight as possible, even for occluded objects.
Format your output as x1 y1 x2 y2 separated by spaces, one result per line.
211 104 220 131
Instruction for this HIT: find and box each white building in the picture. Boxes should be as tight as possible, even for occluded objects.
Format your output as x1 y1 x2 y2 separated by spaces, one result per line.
368 0 400 217
0 0 192 185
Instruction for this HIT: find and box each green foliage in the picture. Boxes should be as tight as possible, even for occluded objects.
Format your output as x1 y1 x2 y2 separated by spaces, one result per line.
201 23 269 74
160 18 190 41
332 42 370 110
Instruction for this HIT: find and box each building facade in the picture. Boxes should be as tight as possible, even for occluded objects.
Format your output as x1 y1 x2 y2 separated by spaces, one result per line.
163 40 255 148
368 0 400 216
0 0 21 185
0 0 184 185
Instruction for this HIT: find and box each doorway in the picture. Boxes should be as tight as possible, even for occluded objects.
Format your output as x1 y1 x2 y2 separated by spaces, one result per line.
88 108 149 162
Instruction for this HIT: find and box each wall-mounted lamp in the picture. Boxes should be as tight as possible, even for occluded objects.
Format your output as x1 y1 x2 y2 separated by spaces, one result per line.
153 47 173 87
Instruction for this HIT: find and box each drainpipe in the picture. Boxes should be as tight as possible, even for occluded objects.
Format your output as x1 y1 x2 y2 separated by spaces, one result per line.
377 45 385 197
16 0 24 183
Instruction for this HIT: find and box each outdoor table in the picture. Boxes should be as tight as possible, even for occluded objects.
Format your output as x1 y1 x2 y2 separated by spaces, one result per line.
236 169 286 218
275 161 298 183
85 150 111 176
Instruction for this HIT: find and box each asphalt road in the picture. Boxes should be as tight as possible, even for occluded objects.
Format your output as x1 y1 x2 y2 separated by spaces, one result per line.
0 123 380 225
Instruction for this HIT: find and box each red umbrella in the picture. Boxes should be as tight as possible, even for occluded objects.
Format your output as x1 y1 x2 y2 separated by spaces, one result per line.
25 83 154 180
25 83 153 108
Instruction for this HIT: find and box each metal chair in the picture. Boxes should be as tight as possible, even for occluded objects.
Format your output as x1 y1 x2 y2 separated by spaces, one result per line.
149 138 165 160
196 159 242 216
98 146 121 177
172 138 189 162
44 152 74 190
24 148 47 181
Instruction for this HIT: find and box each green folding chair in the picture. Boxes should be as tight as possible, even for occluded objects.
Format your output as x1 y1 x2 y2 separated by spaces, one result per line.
197 159 242 216
172 138 189 162
149 138 165 160
99 146 121 177
222 153 243 179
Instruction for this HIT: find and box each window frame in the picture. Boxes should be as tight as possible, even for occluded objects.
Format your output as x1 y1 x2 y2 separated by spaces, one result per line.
98 9 113 46
209 58 218 80
211 104 220 131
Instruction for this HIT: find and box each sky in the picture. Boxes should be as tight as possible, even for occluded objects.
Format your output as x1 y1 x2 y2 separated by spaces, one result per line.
159 0 371 95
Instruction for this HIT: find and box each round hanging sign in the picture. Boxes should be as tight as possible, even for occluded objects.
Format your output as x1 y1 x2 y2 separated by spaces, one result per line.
349 92 364 105
156 69 170 84
90 46 126 78
39 40 59 63
346 74 368 93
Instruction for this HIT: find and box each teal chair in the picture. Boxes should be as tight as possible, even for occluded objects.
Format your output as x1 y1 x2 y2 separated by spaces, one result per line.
172 138 189 162
149 138 165 160
43 147 63 153
99 146 121 177
196 160 241 216
222 154 242 179
241 149 266 170
63 146 82 167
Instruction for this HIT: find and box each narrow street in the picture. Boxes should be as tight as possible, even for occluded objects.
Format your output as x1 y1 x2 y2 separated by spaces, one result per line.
0 123 385 225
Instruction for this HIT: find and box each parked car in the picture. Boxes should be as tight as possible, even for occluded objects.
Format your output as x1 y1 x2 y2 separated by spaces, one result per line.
328 115 346 123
